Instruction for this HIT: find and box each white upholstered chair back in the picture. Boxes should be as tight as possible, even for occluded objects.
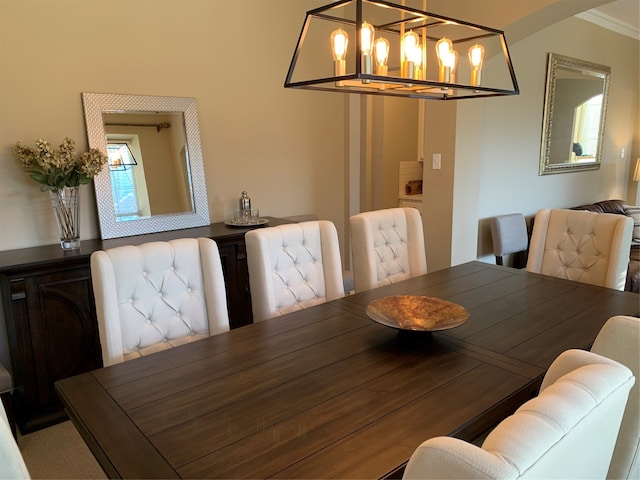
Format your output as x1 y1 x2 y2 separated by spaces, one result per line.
283 214 355 293
245 220 345 322
350 207 427 292
590 315 640 479
0 400 29 479
91 237 229 366
526 208 633 290
403 349 635 479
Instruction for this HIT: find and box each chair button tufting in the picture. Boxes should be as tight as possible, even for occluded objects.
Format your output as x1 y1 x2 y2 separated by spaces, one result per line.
142 271 147 277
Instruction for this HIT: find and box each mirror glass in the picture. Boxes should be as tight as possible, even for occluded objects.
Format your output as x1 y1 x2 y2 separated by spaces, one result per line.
539 53 610 175
82 93 210 239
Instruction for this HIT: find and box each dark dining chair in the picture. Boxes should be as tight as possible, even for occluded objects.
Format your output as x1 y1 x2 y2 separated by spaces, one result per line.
489 213 528 268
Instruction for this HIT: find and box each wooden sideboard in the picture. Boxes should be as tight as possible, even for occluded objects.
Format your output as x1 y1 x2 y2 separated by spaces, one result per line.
0 217 290 433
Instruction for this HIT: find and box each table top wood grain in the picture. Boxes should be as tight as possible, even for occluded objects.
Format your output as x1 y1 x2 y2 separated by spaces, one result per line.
55 261 639 479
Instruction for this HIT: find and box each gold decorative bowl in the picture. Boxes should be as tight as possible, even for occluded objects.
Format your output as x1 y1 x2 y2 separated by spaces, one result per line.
366 295 469 331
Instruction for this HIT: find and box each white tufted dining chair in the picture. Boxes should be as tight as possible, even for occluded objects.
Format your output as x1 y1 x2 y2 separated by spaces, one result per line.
283 214 355 293
245 220 345 322
403 348 635 479
0 398 29 479
91 237 229 366
526 208 633 290
350 207 427 292
590 315 640 479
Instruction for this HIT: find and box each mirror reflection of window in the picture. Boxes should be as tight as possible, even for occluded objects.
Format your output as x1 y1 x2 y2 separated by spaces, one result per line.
103 112 194 218
571 94 603 162
107 138 151 221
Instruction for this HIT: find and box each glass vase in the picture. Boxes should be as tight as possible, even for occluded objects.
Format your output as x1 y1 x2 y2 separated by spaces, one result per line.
50 186 81 250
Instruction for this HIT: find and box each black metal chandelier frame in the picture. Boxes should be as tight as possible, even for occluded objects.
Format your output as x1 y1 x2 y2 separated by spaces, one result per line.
284 0 520 100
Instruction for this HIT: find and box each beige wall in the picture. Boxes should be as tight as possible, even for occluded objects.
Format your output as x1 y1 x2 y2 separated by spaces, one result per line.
0 0 346 251
452 16 639 266
422 102 457 271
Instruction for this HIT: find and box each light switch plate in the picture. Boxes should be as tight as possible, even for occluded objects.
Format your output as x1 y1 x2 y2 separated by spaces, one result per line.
432 153 441 170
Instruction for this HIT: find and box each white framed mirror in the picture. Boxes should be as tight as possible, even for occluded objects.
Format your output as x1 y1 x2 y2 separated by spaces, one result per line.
82 93 210 239
539 53 610 175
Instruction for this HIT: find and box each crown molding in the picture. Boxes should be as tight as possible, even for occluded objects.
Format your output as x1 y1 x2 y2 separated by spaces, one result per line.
576 10 640 40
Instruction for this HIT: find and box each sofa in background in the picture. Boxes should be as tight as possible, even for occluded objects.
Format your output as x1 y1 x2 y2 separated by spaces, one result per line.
571 199 640 293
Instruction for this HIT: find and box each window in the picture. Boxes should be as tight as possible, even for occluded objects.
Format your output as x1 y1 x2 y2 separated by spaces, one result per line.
572 94 603 161
107 142 143 220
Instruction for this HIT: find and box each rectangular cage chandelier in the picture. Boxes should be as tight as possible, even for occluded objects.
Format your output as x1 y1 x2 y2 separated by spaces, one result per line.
284 0 520 100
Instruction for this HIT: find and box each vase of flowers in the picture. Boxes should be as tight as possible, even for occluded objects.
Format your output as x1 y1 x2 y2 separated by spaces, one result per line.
13 137 107 250
49 186 82 249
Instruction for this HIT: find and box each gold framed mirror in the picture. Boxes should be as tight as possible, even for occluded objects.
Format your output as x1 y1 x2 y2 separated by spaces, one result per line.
82 93 210 239
539 53 610 175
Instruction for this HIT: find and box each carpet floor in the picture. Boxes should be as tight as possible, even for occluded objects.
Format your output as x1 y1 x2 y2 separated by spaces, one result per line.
18 421 106 479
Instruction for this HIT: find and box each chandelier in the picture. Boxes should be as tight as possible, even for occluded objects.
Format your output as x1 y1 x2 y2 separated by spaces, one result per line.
284 0 519 100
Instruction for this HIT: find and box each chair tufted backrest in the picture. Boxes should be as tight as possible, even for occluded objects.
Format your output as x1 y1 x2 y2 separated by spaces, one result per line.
245 220 345 322
526 208 633 290
403 349 635 479
91 237 229 366
590 315 640 479
350 207 427 292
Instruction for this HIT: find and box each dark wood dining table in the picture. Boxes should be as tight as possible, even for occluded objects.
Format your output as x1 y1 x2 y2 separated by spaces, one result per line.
55 261 639 479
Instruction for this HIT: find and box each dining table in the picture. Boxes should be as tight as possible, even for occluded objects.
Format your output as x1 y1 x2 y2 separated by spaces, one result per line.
55 261 640 479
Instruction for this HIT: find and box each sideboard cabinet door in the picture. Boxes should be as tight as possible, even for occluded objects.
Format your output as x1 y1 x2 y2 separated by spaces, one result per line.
1 264 102 433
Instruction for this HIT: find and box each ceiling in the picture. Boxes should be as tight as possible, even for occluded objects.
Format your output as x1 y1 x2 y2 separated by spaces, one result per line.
581 0 640 39
421 0 638 44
